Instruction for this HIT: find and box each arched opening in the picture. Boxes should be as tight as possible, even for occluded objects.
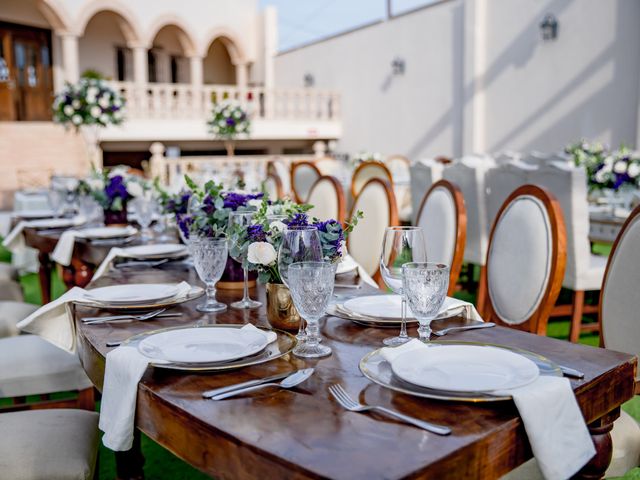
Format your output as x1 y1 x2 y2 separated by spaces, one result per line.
148 24 193 84
79 10 136 81
203 38 236 85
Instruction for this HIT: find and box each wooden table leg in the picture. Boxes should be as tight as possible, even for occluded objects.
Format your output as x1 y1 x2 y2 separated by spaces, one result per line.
62 258 94 290
37 251 52 304
575 409 618 479
114 429 145 480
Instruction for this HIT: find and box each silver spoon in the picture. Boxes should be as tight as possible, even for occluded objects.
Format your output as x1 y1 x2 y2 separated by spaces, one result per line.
211 368 315 400
432 322 496 336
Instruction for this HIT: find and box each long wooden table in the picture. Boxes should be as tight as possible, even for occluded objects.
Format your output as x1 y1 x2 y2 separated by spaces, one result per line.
73 262 636 480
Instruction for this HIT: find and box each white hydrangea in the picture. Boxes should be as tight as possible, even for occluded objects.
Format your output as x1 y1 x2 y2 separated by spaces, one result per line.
247 242 277 266
87 86 99 99
72 114 82 125
594 168 609 184
613 161 627 174
99 114 109 124
90 105 102 118
72 99 81 109
628 163 640 178
63 105 74 116
98 96 110 109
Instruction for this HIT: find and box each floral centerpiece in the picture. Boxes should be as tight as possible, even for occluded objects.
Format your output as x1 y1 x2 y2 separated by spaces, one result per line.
207 100 251 156
349 151 383 168
566 141 640 192
53 78 125 130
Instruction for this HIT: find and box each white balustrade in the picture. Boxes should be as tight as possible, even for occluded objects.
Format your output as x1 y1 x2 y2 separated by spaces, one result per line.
109 81 341 122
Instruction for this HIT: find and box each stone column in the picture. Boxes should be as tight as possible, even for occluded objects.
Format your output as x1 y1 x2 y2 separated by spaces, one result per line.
132 46 148 86
60 33 79 83
189 55 203 88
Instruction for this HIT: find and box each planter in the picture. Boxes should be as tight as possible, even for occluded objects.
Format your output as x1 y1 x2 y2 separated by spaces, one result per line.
265 283 301 332
103 207 128 226
217 257 257 290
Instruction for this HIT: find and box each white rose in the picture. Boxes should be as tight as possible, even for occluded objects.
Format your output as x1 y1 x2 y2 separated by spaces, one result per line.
72 99 81 109
114 98 122 107
87 178 104 191
594 169 608 184
269 220 286 233
127 181 144 198
628 163 640 178
247 242 277 266
247 199 262 209
604 155 614 166
87 87 99 98
72 114 82 125
90 105 101 118
98 96 110 108
614 161 627 174
100 114 109 124
86 94 96 104
63 105 74 116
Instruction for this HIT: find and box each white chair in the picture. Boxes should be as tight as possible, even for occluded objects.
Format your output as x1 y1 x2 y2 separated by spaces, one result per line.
314 157 343 177
267 158 292 198
529 161 605 342
410 158 443 224
306 176 346 224
291 161 321 203
485 159 538 227
347 178 399 281
479 185 566 335
415 180 466 295
264 172 284 200
0 408 100 480
442 156 496 266
350 161 394 199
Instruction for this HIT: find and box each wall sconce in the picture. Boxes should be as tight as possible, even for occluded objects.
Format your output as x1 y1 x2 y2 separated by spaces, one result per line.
303 73 315 87
391 57 405 75
540 14 558 41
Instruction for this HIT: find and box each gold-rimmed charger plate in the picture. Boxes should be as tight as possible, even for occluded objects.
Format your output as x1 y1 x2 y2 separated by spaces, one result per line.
122 324 297 371
359 340 562 402
73 286 204 311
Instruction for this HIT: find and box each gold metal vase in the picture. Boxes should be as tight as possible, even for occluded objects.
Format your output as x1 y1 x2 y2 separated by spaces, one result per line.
265 283 301 332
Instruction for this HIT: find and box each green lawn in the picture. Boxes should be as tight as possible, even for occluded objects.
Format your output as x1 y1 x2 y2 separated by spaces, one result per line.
4 242 640 479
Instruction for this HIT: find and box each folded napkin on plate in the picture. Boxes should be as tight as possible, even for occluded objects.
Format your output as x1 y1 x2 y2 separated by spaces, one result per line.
2 217 84 252
438 297 483 323
99 323 277 451
16 281 193 353
381 340 595 480
336 254 377 288
92 247 131 280
50 229 81 266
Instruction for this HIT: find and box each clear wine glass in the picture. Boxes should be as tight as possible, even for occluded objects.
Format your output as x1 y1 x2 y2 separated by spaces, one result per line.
288 261 335 358
379 226 427 346
228 211 261 309
132 196 154 241
278 226 323 341
48 189 65 218
403 262 450 343
189 236 229 313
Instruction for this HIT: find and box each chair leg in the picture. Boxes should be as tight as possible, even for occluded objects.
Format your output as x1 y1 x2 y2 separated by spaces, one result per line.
77 387 96 411
569 290 585 343
476 266 487 317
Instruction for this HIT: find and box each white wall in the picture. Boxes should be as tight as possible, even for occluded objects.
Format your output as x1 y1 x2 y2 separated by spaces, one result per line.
275 1 464 159
78 11 125 79
275 0 640 158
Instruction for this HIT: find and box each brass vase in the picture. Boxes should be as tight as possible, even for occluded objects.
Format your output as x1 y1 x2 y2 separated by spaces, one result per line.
265 283 301 332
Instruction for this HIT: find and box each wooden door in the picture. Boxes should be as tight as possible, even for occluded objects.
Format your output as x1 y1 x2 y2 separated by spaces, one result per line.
12 30 53 120
0 30 15 120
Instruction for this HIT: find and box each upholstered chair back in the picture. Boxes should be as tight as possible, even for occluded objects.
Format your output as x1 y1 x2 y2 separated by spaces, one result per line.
485 160 537 228
528 161 592 290
291 161 321 203
268 159 292 197
315 157 342 176
307 176 346 223
481 185 566 335
385 155 411 183
600 205 640 359
410 159 443 224
264 172 283 200
415 180 466 295
442 156 496 265
350 161 393 199
347 178 399 279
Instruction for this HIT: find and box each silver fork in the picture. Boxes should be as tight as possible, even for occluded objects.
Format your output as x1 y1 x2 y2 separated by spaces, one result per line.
83 308 168 325
328 384 451 435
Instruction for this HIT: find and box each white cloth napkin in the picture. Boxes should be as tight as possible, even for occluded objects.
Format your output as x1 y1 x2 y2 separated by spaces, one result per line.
438 296 483 323
99 323 278 451
336 254 378 288
381 340 595 480
2 217 84 252
93 247 129 280
50 229 81 266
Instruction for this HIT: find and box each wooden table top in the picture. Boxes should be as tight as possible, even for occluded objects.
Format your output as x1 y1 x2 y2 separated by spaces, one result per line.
72 262 637 480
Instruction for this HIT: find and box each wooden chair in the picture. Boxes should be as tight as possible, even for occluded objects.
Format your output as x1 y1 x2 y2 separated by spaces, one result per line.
291 161 321 203
478 185 566 335
306 175 346 224
409 158 443 224
350 161 393 200
346 178 399 282
415 180 467 296
264 172 284 200
314 156 341 176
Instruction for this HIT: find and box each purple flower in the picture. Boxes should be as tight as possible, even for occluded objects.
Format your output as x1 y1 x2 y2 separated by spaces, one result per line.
247 224 268 242
614 173 631 189
226 118 236 126
285 213 309 227
177 214 193 240
165 191 191 215
222 192 263 211
105 175 129 201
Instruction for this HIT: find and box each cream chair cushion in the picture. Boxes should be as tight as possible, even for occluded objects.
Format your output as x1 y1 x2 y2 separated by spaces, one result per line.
271 159 291 196
500 411 640 480
0 301 39 338
264 175 280 200
487 196 552 325
293 164 320 201
352 163 392 197
602 213 640 359
417 187 456 266
315 158 343 177
348 182 393 277
0 409 99 480
485 160 537 227
410 159 443 224
0 279 25 302
307 177 341 221
0 335 93 397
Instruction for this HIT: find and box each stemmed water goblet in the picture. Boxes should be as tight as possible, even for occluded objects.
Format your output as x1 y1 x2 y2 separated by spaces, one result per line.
132 196 155 241
277 226 323 341
48 189 66 218
288 261 335 358
379 226 427 346
228 211 261 309
189 236 229 313
402 262 450 342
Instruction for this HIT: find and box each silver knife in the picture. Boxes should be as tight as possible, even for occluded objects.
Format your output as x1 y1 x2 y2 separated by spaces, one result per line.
202 371 293 399
83 313 181 324
559 365 585 379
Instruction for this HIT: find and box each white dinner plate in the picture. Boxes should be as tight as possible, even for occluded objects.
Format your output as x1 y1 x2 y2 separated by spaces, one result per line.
343 295 412 320
76 226 137 239
124 244 188 259
29 218 78 229
137 327 270 364
85 283 180 305
390 345 540 393
14 210 55 219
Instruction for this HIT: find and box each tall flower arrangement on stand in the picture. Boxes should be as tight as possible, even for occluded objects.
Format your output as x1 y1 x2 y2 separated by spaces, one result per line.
78 167 143 225
207 100 250 156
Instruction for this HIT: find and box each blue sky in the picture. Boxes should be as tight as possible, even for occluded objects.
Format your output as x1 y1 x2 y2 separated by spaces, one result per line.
259 0 435 51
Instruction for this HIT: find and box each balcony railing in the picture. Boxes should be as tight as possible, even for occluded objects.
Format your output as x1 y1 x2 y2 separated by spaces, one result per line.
109 82 341 122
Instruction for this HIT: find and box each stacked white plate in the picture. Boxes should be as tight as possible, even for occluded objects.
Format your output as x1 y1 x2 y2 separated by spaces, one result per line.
85 283 181 305
124 244 188 260
76 226 137 240
137 327 270 364
389 345 540 393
